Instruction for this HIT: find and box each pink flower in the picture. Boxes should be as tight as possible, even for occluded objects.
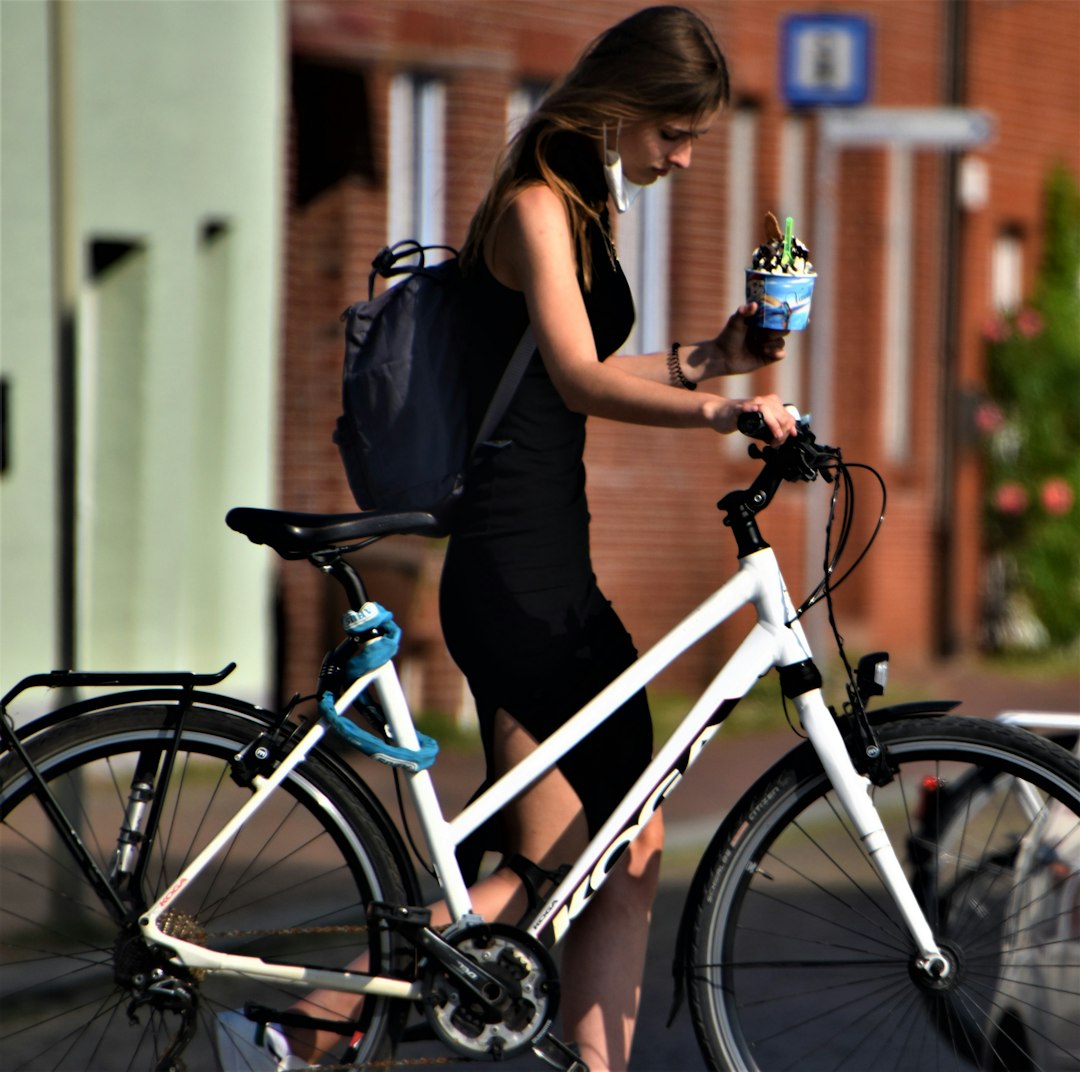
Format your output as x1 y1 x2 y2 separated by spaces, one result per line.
1040 477 1074 516
993 482 1029 515
974 400 1005 435
1015 307 1044 338
982 315 1010 343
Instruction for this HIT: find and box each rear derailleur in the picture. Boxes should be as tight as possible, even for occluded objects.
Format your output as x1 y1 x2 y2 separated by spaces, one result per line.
114 922 199 1071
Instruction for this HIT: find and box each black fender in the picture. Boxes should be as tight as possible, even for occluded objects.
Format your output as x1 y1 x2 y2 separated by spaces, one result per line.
0 686 423 906
867 699 960 721
666 698 960 1026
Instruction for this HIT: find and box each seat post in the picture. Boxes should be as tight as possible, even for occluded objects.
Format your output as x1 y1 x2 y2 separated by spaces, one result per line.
311 552 368 611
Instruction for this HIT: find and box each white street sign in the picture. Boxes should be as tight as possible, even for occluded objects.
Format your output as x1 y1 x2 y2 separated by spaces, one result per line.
821 107 995 149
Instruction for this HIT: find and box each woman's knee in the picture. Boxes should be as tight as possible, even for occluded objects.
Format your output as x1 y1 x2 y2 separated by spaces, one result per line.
625 811 664 881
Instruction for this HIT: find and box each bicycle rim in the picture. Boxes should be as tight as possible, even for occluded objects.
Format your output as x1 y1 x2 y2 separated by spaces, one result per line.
687 715 1080 1072
0 705 411 1071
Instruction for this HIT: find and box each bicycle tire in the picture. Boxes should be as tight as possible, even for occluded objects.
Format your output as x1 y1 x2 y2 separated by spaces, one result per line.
0 703 414 1071
684 714 1080 1072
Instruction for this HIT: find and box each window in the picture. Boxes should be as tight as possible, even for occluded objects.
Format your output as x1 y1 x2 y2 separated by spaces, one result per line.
882 146 914 462
506 80 672 355
291 59 374 206
617 182 671 355
507 81 547 139
775 115 809 408
722 106 758 453
991 229 1024 313
388 73 446 246
0 378 8 476
80 240 147 665
186 220 232 648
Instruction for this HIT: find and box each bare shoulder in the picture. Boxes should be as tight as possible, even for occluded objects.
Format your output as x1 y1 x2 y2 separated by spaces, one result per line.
507 181 566 221
488 183 574 290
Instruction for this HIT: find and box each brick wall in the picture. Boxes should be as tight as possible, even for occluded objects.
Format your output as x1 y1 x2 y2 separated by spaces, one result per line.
278 0 1079 717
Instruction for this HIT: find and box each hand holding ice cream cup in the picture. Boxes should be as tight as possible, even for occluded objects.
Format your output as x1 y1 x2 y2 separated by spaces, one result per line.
745 212 816 331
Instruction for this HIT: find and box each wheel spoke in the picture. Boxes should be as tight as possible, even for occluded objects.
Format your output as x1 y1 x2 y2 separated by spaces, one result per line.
0 703 411 1070
686 715 1080 1071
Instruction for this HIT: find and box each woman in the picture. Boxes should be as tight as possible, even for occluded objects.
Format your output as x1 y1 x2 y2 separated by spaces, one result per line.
439 6 794 1070
226 6 795 1070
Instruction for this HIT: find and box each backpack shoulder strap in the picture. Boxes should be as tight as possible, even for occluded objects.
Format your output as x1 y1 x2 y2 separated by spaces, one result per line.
472 326 535 450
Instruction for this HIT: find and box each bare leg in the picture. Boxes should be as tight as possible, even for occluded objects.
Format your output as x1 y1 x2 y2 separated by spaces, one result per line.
284 710 660 1070
559 811 664 1072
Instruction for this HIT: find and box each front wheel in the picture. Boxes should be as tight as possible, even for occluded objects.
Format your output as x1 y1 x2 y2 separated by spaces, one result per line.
0 703 413 1071
685 714 1080 1072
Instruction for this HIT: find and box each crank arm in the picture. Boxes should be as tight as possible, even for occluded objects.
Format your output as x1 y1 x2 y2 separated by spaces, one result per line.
369 903 515 1008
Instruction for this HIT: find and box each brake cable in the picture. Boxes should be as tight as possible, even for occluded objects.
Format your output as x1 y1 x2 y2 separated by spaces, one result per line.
741 424 892 778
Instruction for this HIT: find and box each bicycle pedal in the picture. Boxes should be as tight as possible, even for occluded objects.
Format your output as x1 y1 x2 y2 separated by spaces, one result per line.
242 1002 357 1037
532 1032 588 1072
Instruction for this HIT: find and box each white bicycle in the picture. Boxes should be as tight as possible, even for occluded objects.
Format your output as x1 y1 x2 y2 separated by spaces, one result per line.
3 412 1078 1071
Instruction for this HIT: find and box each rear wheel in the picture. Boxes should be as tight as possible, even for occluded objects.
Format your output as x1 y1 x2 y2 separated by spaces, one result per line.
0 704 413 1071
686 715 1080 1071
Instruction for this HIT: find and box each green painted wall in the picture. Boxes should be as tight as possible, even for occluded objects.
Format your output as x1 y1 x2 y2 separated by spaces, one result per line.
1 0 59 696
1 0 285 712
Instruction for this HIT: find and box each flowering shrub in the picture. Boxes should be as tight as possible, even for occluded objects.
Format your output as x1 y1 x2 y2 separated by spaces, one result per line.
981 165 1080 649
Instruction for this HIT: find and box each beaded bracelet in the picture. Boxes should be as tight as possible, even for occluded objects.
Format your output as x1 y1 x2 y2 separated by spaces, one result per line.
667 341 696 391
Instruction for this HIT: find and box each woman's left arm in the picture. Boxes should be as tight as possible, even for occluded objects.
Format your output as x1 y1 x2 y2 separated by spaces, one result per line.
609 301 787 386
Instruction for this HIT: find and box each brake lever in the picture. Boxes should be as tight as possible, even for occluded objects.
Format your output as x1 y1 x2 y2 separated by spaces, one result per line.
741 410 840 484
811 443 842 483
750 439 823 483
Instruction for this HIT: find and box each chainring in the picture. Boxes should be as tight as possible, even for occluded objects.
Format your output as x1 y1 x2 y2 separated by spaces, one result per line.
421 922 559 1060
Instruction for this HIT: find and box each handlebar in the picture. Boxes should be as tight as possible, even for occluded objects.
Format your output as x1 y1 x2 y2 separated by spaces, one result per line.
735 409 782 442
719 409 842 556
736 408 840 484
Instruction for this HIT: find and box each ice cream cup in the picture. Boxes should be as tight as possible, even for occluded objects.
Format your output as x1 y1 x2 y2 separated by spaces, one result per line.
745 269 816 331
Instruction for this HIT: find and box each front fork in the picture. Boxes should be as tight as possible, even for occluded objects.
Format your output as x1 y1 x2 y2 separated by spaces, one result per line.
791 683 951 979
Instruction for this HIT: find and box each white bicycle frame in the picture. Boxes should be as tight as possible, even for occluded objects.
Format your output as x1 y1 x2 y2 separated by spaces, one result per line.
143 540 950 996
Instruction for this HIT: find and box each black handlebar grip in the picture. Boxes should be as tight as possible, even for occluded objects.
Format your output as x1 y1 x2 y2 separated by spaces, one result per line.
737 411 771 441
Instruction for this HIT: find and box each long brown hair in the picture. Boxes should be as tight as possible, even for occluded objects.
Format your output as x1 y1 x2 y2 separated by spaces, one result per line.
462 5 730 288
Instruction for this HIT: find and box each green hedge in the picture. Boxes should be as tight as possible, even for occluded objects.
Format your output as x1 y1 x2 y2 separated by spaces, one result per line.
980 164 1080 649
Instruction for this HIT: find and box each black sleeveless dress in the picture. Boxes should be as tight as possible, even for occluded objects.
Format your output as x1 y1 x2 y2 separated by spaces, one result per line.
439 133 653 837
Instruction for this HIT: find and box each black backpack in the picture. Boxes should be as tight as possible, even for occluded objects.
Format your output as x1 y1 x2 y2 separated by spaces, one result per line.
332 241 534 530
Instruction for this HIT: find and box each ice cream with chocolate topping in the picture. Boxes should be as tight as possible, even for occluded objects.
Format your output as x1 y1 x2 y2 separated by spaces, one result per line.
751 211 814 274
745 212 816 330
